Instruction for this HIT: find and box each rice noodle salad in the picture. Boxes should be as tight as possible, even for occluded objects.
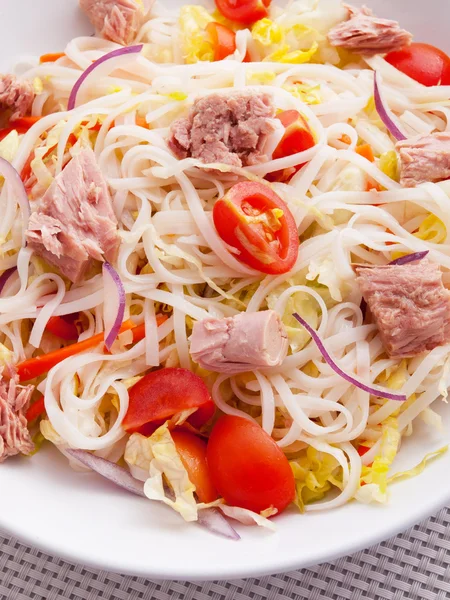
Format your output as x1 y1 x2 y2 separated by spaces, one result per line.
1 0 450 537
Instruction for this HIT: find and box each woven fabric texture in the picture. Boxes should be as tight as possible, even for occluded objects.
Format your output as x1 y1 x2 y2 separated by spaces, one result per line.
1 507 450 600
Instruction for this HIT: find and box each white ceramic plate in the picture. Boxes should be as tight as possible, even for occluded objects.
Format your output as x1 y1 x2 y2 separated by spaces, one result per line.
0 0 449 582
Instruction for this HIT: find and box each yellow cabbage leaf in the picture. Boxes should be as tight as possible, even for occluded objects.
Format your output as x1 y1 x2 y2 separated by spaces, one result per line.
290 446 343 512
179 5 215 64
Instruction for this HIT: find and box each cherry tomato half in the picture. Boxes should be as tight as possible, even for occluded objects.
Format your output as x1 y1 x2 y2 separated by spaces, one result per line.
207 415 295 514
172 430 218 503
215 0 271 25
122 368 216 434
45 315 79 341
266 110 316 183
213 181 299 274
385 43 450 87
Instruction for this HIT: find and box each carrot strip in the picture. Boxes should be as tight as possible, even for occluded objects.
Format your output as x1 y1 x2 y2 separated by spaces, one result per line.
356 144 375 162
17 315 167 383
25 395 46 422
40 52 65 63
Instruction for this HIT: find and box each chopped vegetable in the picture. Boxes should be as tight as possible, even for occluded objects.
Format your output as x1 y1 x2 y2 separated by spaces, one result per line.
374 72 406 142
39 52 65 63
25 395 46 423
122 368 216 434
102 262 126 351
355 144 375 162
45 316 79 341
206 22 238 61
292 313 407 401
266 109 316 182
207 415 295 514
215 0 271 25
385 43 450 87
17 315 166 382
213 182 300 274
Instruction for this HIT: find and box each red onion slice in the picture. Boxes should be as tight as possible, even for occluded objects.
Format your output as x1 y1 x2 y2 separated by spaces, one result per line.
389 251 429 266
68 44 143 111
66 449 146 497
292 312 406 402
374 72 407 142
0 267 17 296
102 262 126 351
67 450 240 540
198 508 241 541
0 157 30 226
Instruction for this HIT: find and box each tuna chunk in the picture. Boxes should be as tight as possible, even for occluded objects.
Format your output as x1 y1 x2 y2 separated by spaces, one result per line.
0 368 34 462
168 92 277 168
0 74 34 121
79 0 153 46
328 4 412 56
26 148 120 283
190 310 288 374
356 260 450 358
396 132 450 188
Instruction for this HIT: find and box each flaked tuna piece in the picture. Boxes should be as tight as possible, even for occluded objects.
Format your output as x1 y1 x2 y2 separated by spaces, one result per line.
79 0 153 46
0 368 34 462
168 92 277 168
396 132 450 188
0 74 34 121
328 4 412 57
190 310 288 374
356 260 450 358
26 148 120 283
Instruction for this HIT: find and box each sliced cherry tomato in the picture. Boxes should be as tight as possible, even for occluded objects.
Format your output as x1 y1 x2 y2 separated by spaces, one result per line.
266 110 316 183
207 22 237 61
122 368 216 434
215 0 271 25
207 415 295 514
213 181 299 274
171 430 218 503
0 116 42 142
25 395 46 423
385 43 450 87
45 315 79 341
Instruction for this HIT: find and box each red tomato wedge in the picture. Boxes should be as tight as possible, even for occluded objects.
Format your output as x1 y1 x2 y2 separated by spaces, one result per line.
172 430 218 503
266 110 316 183
206 22 251 62
215 0 271 25
385 43 450 87
213 181 299 274
0 116 43 142
357 444 371 457
207 415 295 514
45 316 79 341
207 22 237 61
122 368 216 434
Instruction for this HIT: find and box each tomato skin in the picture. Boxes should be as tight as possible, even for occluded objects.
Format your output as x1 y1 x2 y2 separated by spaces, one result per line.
206 415 295 514
45 315 79 341
385 43 450 87
123 368 215 433
215 0 271 25
206 22 237 61
172 430 218 503
266 110 315 183
213 182 299 274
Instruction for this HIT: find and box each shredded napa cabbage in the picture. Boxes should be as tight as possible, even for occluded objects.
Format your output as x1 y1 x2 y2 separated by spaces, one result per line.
290 446 343 512
0 130 19 163
307 256 344 302
357 417 400 504
251 18 319 64
179 5 215 64
379 150 399 182
283 82 322 105
0 343 13 367
387 446 448 484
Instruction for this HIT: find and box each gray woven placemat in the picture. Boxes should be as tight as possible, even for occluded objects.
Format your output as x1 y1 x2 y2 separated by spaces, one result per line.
1 507 450 600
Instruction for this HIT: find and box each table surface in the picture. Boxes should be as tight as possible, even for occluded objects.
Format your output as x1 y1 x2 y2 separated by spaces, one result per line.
1 507 450 600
